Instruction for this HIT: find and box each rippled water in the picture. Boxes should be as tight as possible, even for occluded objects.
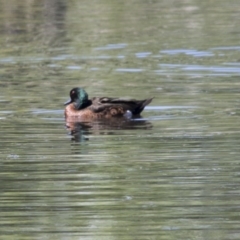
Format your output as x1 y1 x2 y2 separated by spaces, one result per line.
1 0 240 239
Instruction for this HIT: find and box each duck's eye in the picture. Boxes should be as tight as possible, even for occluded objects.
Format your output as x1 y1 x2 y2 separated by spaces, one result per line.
71 90 75 95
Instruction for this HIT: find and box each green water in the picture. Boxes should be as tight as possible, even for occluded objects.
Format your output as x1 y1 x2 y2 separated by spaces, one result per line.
1 0 240 239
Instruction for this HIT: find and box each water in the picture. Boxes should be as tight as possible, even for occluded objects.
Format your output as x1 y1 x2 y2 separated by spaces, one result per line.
1 0 240 239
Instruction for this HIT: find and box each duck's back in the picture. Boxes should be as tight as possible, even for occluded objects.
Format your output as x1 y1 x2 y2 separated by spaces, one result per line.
89 97 153 116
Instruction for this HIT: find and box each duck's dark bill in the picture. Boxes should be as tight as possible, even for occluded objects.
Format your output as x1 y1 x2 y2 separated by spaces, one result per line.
64 99 72 105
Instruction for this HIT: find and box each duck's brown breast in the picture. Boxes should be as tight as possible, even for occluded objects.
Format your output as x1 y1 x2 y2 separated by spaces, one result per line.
64 104 96 118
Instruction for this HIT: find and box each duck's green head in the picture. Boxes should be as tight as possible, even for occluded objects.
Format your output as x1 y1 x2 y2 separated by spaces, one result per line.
64 87 89 109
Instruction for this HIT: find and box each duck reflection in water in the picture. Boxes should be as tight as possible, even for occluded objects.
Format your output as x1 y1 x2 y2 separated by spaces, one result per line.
65 117 153 142
64 87 153 142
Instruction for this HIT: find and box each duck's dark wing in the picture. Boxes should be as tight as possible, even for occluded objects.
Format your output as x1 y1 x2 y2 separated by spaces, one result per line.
90 97 153 115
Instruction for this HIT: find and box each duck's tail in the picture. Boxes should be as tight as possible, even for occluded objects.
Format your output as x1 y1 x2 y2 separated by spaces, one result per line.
133 98 153 115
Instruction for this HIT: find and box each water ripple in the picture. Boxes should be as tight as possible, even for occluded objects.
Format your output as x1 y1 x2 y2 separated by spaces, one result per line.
94 43 128 50
158 63 240 74
116 68 145 72
160 49 214 57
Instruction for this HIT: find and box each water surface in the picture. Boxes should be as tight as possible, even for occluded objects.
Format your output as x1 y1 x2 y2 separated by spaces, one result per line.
1 0 240 239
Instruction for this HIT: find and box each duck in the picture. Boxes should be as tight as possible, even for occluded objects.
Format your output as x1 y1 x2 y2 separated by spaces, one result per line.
64 87 153 119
